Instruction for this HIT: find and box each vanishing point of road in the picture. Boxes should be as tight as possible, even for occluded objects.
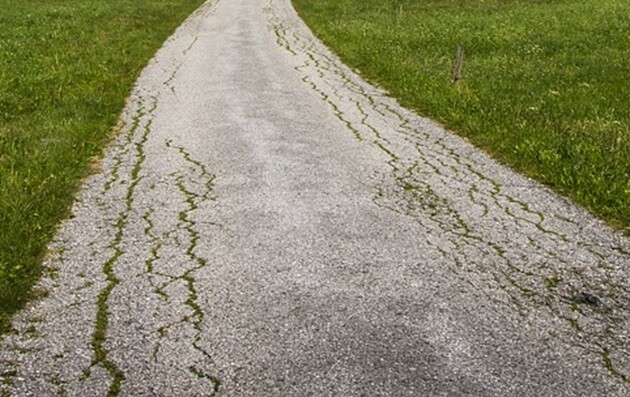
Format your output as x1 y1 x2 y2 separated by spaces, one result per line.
1 0 629 395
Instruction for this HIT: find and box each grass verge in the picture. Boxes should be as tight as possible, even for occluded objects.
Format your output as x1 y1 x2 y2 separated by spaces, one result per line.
292 0 629 231
0 0 205 334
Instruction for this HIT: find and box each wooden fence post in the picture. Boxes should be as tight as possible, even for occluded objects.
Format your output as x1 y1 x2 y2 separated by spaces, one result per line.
452 46 465 84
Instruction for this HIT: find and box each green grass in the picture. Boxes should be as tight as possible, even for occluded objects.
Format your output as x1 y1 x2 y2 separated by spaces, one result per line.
293 0 629 231
0 0 205 334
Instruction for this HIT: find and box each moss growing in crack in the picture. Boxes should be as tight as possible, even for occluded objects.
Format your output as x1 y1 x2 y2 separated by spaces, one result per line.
395 170 472 237
92 247 125 396
142 208 162 274
601 348 629 383
49 374 68 396
544 274 562 291
42 266 60 281
146 245 161 274
355 100 387 142
502 194 569 242
489 242 507 257
1 369 17 387
125 108 155 204
504 274 535 298
184 276 203 325
157 326 167 338
272 24 297 56
103 110 144 194
374 141 398 161
569 318 582 332
569 268 586 278
189 366 221 394
294 0 630 230
29 287 50 301
142 209 155 236
154 287 169 301
402 183 415 192
167 141 216 196
174 178 208 327
451 210 473 238
79 369 90 381
597 263 615 271
569 300 581 312
26 315 43 324
90 99 156 395
297 67 364 141
164 142 221 389
24 325 39 338
75 280 94 292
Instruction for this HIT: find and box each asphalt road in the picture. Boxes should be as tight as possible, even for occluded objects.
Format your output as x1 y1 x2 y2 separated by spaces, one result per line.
1 0 629 395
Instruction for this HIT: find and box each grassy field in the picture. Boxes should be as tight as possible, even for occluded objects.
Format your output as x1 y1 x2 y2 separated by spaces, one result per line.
293 0 629 231
0 0 205 334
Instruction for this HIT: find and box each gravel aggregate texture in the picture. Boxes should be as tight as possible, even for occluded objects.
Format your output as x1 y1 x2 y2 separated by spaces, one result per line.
1 0 628 395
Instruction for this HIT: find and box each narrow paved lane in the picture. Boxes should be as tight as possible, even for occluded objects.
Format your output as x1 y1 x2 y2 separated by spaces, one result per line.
1 0 629 395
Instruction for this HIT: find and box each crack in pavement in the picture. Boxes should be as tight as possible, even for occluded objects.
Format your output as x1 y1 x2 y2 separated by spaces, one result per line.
1 0 629 395
88 97 156 396
165 140 220 392
267 0 630 385
0 0 223 394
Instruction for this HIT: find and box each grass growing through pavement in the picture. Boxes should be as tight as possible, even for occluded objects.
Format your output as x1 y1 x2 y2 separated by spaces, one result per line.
0 0 205 334
293 0 629 231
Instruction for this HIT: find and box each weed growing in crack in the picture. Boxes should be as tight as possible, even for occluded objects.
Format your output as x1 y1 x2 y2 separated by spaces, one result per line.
189 366 221 394
90 98 156 394
602 349 628 383
292 0 630 232
0 0 208 334
545 274 562 291
142 208 162 274
149 140 221 390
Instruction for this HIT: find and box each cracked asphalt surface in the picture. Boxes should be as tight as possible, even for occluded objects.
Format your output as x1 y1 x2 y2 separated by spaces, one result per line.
1 0 629 395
